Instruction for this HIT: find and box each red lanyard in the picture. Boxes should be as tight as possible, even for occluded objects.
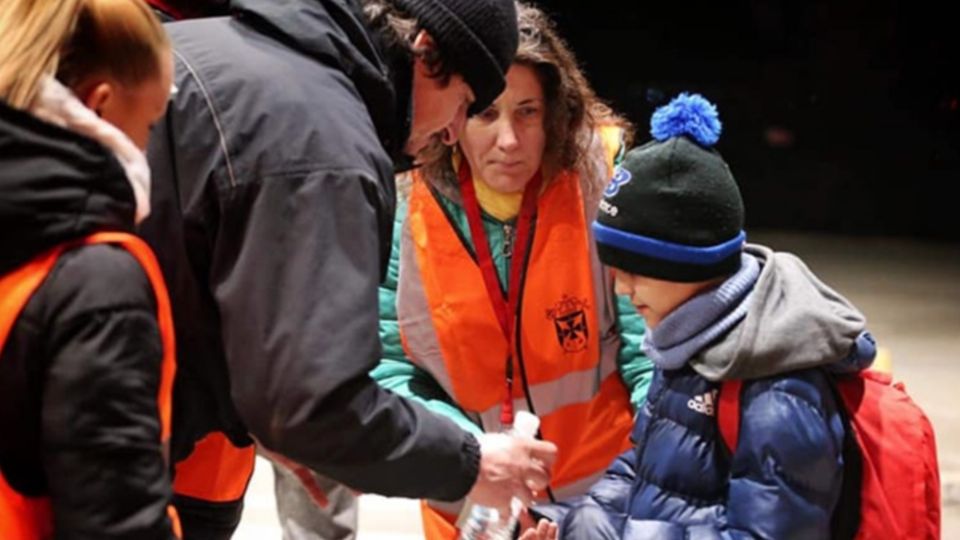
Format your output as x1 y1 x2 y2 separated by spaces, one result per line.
458 162 543 426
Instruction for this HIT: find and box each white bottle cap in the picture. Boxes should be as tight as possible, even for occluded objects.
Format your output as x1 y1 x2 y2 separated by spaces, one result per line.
512 411 540 438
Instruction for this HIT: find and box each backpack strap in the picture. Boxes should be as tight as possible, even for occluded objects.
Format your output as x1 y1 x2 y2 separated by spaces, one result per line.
717 379 743 452
719 374 861 540
825 374 863 540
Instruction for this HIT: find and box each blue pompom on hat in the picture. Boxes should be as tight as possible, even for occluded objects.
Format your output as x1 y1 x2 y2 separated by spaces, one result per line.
593 93 746 282
651 92 723 146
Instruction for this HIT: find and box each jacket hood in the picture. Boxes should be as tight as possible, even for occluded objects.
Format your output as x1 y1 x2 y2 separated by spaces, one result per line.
232 0 412 164
0 93 136 275
690 243 874 380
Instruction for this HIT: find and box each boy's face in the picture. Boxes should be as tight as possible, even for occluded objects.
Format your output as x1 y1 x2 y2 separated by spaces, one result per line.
613 269 720 329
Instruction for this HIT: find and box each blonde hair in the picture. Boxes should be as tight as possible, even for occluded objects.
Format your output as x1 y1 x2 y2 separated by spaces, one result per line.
0 0 169 110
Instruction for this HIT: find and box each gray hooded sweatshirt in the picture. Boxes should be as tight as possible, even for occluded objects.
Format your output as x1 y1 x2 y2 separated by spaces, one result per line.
688 243 872 381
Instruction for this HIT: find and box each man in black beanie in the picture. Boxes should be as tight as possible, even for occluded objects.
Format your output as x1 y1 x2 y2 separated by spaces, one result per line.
140 1 556 538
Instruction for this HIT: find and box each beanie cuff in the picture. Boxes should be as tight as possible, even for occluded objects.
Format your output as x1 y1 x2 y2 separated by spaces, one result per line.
593 222 745 282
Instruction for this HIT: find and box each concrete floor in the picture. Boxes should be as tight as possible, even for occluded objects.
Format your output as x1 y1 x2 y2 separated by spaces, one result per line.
234 230 960 538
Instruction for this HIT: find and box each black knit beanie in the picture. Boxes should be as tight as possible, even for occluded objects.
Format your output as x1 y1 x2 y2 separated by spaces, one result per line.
593 93 746 283
392 0 518 114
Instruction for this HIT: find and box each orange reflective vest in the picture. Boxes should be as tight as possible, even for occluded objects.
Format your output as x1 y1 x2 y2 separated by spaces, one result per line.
173 432 255 504
402 152 635 538
0 233 180 539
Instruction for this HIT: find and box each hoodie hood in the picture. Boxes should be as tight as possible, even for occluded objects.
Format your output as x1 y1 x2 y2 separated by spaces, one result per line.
689 243 873 380
232 0 412 165
0 82 138 275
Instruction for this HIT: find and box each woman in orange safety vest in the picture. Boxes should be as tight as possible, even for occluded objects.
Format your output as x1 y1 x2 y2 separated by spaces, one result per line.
372 4 655 538
0 1 180 538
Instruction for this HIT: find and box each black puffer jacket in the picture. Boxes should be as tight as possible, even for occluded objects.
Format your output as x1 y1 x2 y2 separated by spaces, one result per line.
0 101 176 538
141 0 480 513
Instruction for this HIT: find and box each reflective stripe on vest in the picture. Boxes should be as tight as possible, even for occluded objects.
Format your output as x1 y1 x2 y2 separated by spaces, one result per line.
401 169 634 528
0 233 180 539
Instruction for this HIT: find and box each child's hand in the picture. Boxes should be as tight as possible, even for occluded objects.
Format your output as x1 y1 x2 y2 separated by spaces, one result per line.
518 516 558 540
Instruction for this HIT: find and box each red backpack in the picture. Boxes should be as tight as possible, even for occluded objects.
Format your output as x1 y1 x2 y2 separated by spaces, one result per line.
718 370 940 539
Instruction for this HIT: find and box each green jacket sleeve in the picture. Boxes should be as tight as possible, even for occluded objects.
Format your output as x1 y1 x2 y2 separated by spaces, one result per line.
615 294 654 412
371 199 483 437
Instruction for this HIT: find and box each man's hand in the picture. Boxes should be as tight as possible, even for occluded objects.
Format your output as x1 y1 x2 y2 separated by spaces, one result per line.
466 433 557 515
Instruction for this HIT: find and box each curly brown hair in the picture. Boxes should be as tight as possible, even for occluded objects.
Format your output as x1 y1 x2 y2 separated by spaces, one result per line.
418 1 632 197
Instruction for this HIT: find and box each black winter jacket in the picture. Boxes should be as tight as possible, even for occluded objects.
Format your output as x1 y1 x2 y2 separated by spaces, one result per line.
140 0 480 509
0 101 176 538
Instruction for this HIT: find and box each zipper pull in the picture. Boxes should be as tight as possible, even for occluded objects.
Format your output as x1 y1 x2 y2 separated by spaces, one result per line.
502 223 514 259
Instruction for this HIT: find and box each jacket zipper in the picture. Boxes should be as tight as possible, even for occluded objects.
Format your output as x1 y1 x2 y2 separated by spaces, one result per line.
502 223 514 261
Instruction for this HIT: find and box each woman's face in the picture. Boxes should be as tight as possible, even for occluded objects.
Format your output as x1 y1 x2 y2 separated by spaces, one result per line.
459 63 547 194
82 49 173 151
108 51 173 151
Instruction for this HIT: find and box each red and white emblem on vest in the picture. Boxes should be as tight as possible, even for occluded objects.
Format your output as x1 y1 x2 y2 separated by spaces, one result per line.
546 295 590 353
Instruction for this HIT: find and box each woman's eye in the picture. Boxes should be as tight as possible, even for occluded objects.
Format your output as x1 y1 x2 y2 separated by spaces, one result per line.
518 106 541 119
478 108 498 122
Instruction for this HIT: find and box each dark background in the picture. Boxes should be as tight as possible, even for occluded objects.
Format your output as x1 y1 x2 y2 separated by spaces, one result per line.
534 0 960 241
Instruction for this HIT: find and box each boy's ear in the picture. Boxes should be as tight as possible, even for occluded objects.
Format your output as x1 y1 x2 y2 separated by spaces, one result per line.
80 81 113 117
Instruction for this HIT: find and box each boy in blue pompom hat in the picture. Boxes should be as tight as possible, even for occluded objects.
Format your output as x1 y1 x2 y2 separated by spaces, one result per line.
537 93 879 539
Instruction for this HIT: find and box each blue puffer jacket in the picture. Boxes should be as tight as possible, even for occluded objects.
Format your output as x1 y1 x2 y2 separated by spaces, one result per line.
564 366 848 540
554 245 876 540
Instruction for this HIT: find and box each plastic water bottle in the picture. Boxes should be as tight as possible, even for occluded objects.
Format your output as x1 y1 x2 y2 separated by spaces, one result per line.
459 411 541 540
459 504 509 540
